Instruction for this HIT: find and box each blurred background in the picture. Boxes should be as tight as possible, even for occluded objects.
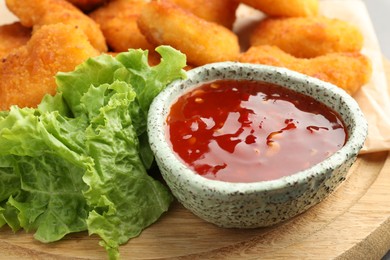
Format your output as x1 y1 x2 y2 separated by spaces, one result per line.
362 0 390 59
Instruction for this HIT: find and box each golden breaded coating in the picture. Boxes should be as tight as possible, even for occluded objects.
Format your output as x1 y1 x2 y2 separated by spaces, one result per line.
169 0 239 29
0 22 31 58
89 0 154 52
250 16 364 58
0 24 100 110
239 45 372 95
5 0 107 52
66 0 107 12
239 0 319 17
137 0 240 66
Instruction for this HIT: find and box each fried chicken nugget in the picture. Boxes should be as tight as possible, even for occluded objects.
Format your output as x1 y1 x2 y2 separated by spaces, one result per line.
5 0 107 52
137 0 240 66
238 45 372 95
169 0 239 29
239 0 318 17
250 16 364 58
0 24 99 110
0 22 31 58
89 0 154 52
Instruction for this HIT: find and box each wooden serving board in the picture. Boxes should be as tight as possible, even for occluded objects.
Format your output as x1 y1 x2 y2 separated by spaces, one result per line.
0 151 389 260
1 62 390 260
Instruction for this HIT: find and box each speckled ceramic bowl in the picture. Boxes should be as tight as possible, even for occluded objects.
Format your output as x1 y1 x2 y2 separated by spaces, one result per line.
147 62 368 228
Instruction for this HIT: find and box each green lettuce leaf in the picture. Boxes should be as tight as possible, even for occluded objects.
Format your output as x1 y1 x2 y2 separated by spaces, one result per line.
0 46 186 259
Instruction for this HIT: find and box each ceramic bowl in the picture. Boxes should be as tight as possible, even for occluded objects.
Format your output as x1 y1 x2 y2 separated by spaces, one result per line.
147 62 368 228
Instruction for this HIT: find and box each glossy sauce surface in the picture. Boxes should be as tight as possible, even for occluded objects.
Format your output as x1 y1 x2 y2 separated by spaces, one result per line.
167 80 347 183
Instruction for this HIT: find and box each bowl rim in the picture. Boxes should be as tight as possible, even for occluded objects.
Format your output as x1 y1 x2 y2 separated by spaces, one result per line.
147 62 368 193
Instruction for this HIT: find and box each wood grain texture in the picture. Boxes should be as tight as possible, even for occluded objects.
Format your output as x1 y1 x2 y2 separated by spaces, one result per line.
1 62 389 260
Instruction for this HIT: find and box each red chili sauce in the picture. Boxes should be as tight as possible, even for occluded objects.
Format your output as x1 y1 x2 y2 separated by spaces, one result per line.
166 80 347 183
